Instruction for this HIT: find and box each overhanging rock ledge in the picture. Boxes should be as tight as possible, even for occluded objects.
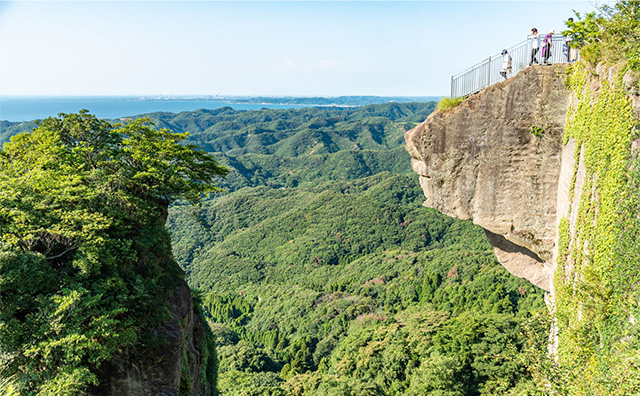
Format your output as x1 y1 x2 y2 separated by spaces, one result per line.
405 65 571 291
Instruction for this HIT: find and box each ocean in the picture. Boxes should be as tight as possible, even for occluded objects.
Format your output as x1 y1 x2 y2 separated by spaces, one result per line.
0 97 311 122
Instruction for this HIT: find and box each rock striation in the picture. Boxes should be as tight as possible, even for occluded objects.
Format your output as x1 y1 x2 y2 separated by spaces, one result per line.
405 65 571 291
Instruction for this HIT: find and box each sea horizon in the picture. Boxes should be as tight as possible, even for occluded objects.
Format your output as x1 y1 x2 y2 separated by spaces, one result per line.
0 95 441 123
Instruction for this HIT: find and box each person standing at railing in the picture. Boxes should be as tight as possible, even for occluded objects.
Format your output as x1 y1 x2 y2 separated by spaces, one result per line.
564 17 579 62
542 30 554 65
570 43 579 62
530 28 540 66
563 18 574 63
500 49 512 79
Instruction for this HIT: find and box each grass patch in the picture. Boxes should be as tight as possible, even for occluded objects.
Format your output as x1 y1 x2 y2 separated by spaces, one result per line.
437 97 464 112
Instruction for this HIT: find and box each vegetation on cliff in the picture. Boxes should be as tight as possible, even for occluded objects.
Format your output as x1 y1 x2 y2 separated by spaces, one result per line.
0 111 226 395
566 0 639 71
554 62 639 394
547 2 640 394
436 97 464 112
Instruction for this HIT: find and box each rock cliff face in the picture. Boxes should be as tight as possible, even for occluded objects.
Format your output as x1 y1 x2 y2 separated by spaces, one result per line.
405 65 571 291
92 215 216 396
95 277 215 396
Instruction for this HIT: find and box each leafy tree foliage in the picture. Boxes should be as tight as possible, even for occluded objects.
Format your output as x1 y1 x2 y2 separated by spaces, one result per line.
0 111 226 394
565 0 640 70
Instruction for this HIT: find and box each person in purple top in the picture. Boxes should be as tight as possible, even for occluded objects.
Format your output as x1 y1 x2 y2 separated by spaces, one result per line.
542 30 554 65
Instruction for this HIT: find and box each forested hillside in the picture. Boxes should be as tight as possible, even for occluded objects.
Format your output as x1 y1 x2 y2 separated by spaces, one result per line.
163 103 547 395
0 102 548 395
0 120 38 144
125 103 434 192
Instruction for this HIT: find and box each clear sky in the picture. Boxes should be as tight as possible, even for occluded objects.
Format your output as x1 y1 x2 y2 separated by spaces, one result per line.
0 1 598 97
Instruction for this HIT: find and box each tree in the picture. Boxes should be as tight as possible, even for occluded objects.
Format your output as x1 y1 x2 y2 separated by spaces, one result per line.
0 111 227 394
565 0 640 69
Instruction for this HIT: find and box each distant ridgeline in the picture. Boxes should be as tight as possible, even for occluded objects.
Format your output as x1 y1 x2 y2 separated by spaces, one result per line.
0 120 39 145
225 95 441 106
119 103 436 192
160 102 548 395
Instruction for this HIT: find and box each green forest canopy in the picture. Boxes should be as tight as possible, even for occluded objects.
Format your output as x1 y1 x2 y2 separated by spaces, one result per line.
0 100 551 395
162 102 548 395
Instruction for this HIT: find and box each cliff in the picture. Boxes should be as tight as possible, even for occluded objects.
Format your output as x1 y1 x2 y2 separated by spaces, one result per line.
94 211 217 396
406 57 640 392
405 65 571 291
95 277 216 396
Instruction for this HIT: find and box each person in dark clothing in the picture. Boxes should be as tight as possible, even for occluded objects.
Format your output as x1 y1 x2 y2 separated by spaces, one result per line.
542 30 554 65
530 28 540 66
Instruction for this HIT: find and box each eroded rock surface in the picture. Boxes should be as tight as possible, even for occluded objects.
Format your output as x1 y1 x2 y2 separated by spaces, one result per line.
94 277 214 396
88 210 216 396
405 65 571 291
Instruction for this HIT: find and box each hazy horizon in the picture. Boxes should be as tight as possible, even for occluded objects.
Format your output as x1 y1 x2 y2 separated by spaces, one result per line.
0 94 440 99
0 93 442 122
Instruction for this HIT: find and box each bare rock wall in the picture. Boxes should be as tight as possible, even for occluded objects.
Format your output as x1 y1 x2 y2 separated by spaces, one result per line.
94 277 213 396
405 65 571 291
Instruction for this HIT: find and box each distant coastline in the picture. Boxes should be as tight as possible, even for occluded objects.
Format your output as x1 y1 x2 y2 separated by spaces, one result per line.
0 95 441 122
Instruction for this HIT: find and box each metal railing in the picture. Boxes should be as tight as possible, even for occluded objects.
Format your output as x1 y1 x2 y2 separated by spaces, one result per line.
450 35 575 98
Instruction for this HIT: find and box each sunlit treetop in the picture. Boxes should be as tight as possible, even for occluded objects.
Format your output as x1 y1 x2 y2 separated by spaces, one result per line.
0 110 228 272
565 0 640 69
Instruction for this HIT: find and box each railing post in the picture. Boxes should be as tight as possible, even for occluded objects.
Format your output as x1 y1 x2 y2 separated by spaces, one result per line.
485 57 491 89
451 76 454 98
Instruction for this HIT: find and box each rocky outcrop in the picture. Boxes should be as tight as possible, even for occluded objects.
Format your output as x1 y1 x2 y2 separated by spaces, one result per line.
94 276 215 396
88 209 217 396
93 275 215 396
405 65 571 291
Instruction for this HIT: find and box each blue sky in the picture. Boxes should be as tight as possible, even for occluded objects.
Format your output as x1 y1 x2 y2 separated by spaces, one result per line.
0 1 598 96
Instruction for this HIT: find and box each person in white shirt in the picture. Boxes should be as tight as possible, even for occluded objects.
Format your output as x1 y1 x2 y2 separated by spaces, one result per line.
500 49 512 79
530 28 540 66
564 18 578 62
